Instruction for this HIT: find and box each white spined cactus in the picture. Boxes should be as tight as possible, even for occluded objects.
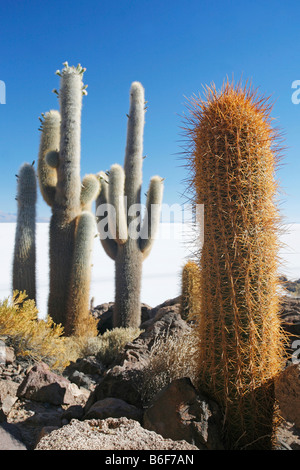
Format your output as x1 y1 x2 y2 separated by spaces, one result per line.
37 63 100 335
13 163 37 301
96 82 164 328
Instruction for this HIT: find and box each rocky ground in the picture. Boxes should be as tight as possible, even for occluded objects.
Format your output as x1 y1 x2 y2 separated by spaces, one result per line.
1 284 300 451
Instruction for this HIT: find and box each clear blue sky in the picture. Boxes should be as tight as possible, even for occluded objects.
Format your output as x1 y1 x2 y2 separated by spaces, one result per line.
0 0 299 223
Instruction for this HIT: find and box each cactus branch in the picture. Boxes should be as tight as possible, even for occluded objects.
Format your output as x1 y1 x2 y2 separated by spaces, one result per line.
37 110 60 207
95 172 118 261
108 164 128 244
80 174 100 211
139 175 164 259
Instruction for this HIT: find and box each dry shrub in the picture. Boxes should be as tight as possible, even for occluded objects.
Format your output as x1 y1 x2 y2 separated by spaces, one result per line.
140 328 198 405
68 327 142 366
0 292 143 372
0 291 68 370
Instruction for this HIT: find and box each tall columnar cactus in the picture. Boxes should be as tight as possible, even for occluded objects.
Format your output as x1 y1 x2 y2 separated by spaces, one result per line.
184 80 287 449
180 260 200 321
13 163 37 301
96 82 164 328
37 63 100 336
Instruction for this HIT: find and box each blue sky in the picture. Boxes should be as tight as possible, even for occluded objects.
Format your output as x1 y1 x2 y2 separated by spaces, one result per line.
0 0 300 223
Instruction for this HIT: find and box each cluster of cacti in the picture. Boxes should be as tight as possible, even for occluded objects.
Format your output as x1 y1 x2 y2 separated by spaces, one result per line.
184 80 287 449
13 66 162 336
11 62 289 450
37 63 100 336
13 163 37 302
96 82 164 328
180 260 200 321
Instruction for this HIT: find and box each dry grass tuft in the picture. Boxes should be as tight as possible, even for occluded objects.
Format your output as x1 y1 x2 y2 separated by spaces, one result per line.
70 326 142 366
139 328 198 405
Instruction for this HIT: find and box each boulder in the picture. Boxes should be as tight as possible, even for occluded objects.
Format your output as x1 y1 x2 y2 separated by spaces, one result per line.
275 363 300 427
35 417 198 450
92 302 153 334
84 397 143 422
63 355 105 390
143 377 224 450
85 306 190 410
279 296 300 348
4 346 15 365
92 302 114 333
0 379 19 421
0 422 27 450
17 362 88 405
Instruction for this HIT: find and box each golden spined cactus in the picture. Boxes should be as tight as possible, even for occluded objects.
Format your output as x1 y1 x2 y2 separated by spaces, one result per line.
180 260 200 321
184 80 287 449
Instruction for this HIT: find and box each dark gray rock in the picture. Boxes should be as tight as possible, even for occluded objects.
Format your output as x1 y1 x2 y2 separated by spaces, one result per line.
84 397 143 422
0 422 27 450
143 377 224 450
92 302 153 334
85 306 191 411
17 362 81 405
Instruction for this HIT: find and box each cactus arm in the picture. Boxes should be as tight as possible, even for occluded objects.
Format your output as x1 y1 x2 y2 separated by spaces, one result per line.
45 150 60 169
139 175 164 259
37 110 60 207
108 164 128 244
13 163 37 301
80 174 101 211
124 81 144 209
65 211 97 336
95 172 118 261
55 65 83 214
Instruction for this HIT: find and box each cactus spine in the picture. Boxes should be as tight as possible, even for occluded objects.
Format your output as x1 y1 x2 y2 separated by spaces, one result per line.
184 81 286 449
13 163 37 301
37 63 100 335
180 260 200 321
96 82 164 328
